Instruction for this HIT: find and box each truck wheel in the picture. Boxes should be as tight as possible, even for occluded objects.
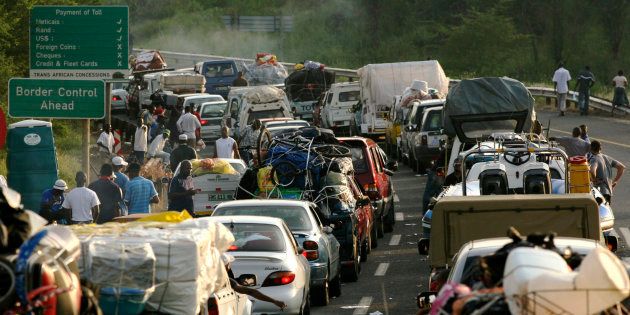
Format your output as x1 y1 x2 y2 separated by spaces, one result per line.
311 279 330 306
256 128 272 166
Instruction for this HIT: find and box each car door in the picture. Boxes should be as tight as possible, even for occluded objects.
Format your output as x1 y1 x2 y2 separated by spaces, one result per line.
347 176 372 239
421 107 447 150
369 145 390 201
310 204 340 277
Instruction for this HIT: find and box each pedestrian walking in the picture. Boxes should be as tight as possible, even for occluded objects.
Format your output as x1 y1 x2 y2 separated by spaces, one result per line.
177 106 202 147
112 156 129 190
549 127 590 157
215 126 240 159
574 66 595 116
141 104 155 128
552 62 571 116
61 172 100 224
238 119 261 164
168 160 196 216
148 130 171 165
96 124 115 159
612 70 629 115
232 71 249 87
170 134 198 171
579 124 590 142
133 118 148 164
124 162 159 214
88 164 123 223
40 179 68 224
588 140 625 203
167 104 183 143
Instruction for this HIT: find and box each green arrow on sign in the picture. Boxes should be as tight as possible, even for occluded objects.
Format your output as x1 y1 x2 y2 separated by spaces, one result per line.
8 78 105 119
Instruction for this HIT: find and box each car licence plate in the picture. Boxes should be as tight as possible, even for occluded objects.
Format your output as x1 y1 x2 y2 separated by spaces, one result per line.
428 136 441 148
208 193 233 201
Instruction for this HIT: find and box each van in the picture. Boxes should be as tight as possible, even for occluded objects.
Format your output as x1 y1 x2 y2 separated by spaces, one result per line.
222 86 293 137
409 104 447 173
320 82 359 136
194 60 239 98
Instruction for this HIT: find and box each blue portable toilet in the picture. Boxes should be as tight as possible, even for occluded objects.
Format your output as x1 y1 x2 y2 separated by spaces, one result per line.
7 120 59 212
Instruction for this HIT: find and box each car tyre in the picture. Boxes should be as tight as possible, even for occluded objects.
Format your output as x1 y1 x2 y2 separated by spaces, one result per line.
376 216 384 238
342 239 361 282
370 224 378 248
329 273 342 298
312 279 330 306
300 291 311 315
360 236 370 262
384 202 395 233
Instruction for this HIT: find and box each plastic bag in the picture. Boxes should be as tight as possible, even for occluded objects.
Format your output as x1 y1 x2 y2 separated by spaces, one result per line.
210 159 238 175
136 211 193 223
257 165 275 192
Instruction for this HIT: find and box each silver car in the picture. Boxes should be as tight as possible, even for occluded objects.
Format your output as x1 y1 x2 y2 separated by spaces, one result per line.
199 100 228 140
211 215 311 315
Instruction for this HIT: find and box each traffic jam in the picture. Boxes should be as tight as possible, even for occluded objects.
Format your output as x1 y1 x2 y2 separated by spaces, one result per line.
2 5 630 315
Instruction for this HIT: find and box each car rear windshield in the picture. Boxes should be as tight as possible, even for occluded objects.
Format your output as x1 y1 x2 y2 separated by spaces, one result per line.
204 63 235 78
349 147 369 173
224 223 286 252
247 110 286 124
201 103 227 118
215 206 312 231
422 110 443 131
339 91 359 102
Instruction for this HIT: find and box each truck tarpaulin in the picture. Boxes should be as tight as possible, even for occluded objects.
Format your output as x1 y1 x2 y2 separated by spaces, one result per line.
443 77 535 141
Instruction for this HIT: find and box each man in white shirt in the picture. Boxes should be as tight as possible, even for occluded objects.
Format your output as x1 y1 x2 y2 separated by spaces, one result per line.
61 172 100 224
552 62 571 116
148 129 171 165
215 126 240 159
134 118 148 163
97 124 115 155
177 106 201 147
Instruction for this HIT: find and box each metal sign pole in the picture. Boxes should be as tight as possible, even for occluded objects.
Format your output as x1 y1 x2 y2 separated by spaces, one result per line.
83 119 90 183
105 82 112 125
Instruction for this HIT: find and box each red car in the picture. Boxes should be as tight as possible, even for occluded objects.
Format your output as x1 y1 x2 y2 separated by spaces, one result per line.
338 137 398 239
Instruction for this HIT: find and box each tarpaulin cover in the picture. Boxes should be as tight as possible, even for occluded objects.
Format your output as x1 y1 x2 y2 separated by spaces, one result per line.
357 60 449 110
267 145 324 190
285 69 336 102
242 86 286 104
443 77 535 138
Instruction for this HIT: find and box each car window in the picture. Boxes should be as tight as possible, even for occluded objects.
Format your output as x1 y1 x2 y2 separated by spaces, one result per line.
423 110 443 132
347 175 363 198
230 99 239 118
309 206 324 228
214 205 313 231
201 103 227 118
349 147 369 173
229 162 246 175
326 92 333 104
339 91 360 102
225 223 286 252
370 147 383 173
247 110 286 124
403 107 416 125
205 63 234 78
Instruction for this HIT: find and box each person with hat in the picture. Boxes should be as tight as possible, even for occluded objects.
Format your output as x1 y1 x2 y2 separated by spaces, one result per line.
148 129 171 165
124 162 159 214
170 134 197 171
88 164 123 223
112 156 130 190
61 172 101 224
40 179 69 224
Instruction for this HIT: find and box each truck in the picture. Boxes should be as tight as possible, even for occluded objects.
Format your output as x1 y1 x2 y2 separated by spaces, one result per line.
284 66 335 122
319 82 359 136
194 59 240 98
356 60 449 138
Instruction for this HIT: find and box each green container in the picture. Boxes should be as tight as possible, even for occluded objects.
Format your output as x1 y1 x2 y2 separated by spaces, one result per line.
7 120 59 212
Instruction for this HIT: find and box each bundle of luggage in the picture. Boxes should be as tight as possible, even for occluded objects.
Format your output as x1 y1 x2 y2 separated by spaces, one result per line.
190 158 239 176
130 50 167 72
70 218 235 315
285 63 335 102
243 53 288 85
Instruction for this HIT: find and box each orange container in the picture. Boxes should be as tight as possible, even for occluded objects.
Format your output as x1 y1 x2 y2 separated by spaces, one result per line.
569 156 590 193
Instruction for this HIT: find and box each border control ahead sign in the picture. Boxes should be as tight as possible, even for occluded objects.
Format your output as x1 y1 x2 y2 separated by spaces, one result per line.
29 6 129 80
8 79 105 119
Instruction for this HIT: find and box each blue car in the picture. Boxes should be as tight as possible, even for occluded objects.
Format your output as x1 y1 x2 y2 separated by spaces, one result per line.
212 199 342 306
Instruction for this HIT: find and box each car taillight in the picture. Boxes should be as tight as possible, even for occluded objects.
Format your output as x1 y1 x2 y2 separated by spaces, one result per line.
228 245 238 251
421 135 428 145
302 241 319 260
201 119 208 126
207 297 219 315
363 183 378 192
112 95 121 101
262 271 295 287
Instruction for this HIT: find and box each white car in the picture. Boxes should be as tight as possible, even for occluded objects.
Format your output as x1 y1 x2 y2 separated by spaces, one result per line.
199 100 228 140
111 88 128 112
178 93 225 110
211 215 311 315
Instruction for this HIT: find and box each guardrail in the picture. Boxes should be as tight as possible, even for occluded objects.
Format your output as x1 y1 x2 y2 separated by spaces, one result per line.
132 48 629 114
527 86 630 115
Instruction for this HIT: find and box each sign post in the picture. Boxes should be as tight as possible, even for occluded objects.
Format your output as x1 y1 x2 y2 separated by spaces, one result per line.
29 6 129 80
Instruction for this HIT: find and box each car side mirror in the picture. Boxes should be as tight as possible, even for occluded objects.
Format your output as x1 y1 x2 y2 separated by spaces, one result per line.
297 247 304 254
322 226 334 234
237 274 257 287
387 160 398 172
356 196 370 207
416 291 438 309
418 238 430 255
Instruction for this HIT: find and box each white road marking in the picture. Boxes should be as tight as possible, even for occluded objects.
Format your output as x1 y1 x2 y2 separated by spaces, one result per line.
395 212 404 221
374 263 390 276
389 234 401 246
619 227 630 246
381 282 390 315
394 194 400 203
352 297 373 315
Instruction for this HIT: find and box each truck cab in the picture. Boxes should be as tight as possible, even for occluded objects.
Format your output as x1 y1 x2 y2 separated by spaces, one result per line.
195 60 239 98
320 82 360 136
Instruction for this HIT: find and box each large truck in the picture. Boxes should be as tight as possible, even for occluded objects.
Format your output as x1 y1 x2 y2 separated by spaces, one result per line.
356 61 449 138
